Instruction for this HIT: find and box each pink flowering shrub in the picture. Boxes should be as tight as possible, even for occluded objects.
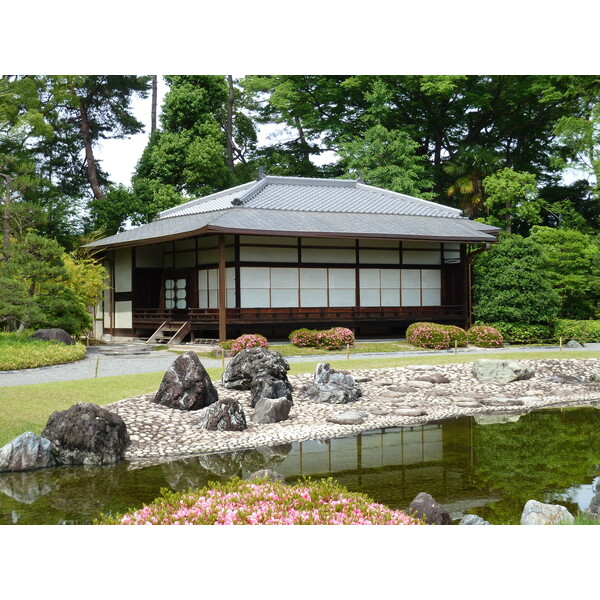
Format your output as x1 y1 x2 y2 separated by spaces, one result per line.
406 322 451 350
95 478 422 525
443 325 468 347
467 325 503 348
289 327 355 350
231 333 269 354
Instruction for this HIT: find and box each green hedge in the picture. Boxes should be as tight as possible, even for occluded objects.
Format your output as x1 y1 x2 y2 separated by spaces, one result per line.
555 319 600 343
490 322 555 344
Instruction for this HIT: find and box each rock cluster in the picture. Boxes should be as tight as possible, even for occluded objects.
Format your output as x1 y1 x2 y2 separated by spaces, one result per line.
298 362 363 404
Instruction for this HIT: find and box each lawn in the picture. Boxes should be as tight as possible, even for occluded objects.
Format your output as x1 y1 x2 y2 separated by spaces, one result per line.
1 349 599 447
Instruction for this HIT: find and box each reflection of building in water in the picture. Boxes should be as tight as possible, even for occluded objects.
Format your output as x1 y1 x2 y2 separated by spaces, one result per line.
240 422 476 509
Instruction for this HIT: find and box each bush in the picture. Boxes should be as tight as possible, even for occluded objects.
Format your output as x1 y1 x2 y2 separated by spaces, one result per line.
289 327 355 350
0 332 87 370
95 478 422 525
554 319 600 344
490 322 554 344
467 325 503 348
406 322 451 350
230 333 269 354
443 325 468 347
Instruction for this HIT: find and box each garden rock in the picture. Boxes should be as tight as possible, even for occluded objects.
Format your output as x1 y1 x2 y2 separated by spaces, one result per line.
565 340 584 348
408 492 452 525
304 363 362 404
459 514 491 525
222 347 290 390
251 396 293 424
42 403 129 466
0 432 56 472
414 374 450 384
326 411 367 425
472 359 534 384
196 398 247 431
481 397 525 407
29 328 75 345
250 375 293 408
153 351 218 411
315 363 357 388
246 469 286 483
590 371 600 383
520 499 574 525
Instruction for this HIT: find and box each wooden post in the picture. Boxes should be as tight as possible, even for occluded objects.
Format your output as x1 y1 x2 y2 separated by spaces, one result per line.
454 339 458 355
346 343 350 360
221 348 225 369
218 234 227 343
559 336 563 352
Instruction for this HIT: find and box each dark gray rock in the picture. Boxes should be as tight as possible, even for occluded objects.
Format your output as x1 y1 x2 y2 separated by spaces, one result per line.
315 363 357 387
408 492 452 525
42 403 129 466
251 396 293 424
0 432 56 472
414 374 450 384
459 514 491 525
196 398 247 431
222 347 290 390
250 375 293 408
29 328 75 345
472 359 534 384
154 351 218 410
246 469 287 483
326 411 367 425
520 499 574 525
303 363 363 404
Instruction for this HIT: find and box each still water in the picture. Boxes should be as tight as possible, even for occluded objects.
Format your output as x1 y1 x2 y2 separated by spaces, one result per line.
2 406 600 525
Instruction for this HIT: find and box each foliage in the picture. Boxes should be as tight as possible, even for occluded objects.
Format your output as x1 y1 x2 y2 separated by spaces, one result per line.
95 477 422 525
554 319 600 343
289 327 355 350
230 333 269 354
442 325 469 347
0 332 86 371
467 325 504 348
405 322 451 350
529 226 600 319
472 234 560 326
482 168 542 234
489 322 554 344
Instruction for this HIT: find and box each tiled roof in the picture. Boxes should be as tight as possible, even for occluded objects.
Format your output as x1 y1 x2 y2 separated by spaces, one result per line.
86 175 500 249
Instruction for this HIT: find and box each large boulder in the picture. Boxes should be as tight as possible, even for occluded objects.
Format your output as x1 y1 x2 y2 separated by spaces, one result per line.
222 347 290 390
520 499 574 525
41 403 129 466
408 492 452 525
29 328 75 345
196 398 247 431
472 359 534 385
250 375 293 408
302 363 362 404
154 351 218 411
251 396 293 424
0 432 56 472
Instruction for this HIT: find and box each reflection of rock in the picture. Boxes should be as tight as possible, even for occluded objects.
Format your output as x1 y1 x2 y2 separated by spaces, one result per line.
0 470 53 504
197 451 248 477
472 359 534 384
0 432 56 472
42 403 129 466
241 445 292 474
246 469 286 483
161 456 238 490
153 351 218 411
408 492 452 525
520 499 574 525
474 413 524 425
587 479 600 515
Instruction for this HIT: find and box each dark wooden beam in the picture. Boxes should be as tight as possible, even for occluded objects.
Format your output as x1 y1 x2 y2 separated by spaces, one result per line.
218 234 227 342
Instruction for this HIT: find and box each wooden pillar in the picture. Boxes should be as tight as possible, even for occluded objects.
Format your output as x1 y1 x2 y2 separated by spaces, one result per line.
218 234 227 342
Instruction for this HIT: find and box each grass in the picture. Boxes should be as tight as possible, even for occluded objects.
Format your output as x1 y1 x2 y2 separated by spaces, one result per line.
0 332 87 371
1 349 599 448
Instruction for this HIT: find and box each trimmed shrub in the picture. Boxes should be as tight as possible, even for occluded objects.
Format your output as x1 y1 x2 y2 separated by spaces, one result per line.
554 319 600 344
289 327 355 350
467 325 503 348
95 478 422 525
406 322 451 350
231 333 269 354
443 325 468 347
491 322 554 344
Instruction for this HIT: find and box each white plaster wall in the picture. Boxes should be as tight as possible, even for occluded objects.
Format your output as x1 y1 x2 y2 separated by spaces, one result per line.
114 301 132 329
114 249 132 292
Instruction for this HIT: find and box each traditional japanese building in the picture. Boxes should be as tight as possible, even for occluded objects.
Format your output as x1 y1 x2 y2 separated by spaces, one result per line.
86 173 500 343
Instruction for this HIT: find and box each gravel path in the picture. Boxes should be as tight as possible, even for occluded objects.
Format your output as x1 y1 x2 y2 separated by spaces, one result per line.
106 357 600 466
1 341 599 388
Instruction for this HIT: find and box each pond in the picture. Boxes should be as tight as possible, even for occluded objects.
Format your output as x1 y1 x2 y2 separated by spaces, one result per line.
2 405 600 525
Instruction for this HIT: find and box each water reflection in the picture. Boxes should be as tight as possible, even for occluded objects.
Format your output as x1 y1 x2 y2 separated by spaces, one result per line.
1 407 599 525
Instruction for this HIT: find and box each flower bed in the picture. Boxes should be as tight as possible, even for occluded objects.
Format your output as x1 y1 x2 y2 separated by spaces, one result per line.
96 478 422 525
289 327 355 350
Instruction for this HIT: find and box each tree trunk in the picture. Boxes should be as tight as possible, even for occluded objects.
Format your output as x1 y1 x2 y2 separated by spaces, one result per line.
78 98 105 201
226 75 236 176
151 75 158 134
0 173 12 260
